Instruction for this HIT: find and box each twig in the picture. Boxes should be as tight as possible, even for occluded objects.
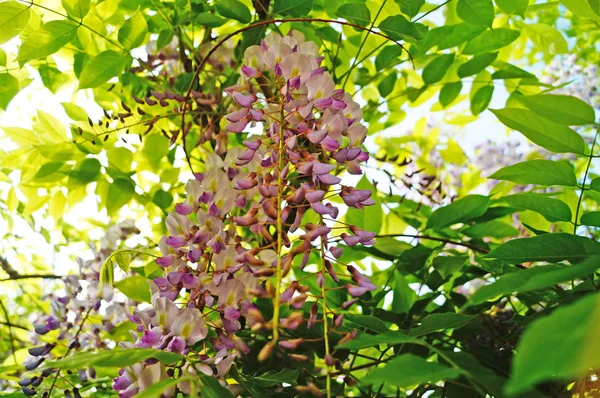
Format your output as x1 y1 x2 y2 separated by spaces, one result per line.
574 128 599 234
0 274 63 282
0 299 17 363
375 234 489 254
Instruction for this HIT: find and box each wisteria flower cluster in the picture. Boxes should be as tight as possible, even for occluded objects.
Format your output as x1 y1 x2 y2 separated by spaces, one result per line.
19 221 139 397
112 30 378 396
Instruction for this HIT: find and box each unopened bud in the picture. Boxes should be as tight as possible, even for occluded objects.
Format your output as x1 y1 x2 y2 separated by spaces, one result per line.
258 342 275 362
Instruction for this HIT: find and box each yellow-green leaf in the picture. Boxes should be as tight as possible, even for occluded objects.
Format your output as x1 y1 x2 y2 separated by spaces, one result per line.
16 20 78 62
118 9 148 49
0 1 31 44
61 0 91 18
78 50 128 89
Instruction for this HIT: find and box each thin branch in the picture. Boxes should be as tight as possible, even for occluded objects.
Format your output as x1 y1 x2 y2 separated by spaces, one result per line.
0 257 19 279
375 234 489 254
342 0 388 88
0 299 17 364
0 274 63 282
574 128 599 234
0 320 30 331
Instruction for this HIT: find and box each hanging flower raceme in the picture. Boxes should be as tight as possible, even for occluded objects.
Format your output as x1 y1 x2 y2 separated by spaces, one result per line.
20 221 140 398
108 30 378 397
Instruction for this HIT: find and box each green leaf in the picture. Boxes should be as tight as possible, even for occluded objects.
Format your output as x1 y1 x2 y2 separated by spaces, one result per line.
431 255 467 278
68 158 102 185
457 0 494 26
136 378 185 398
106 178 135 214
580 211 600 227
0 1 31 44
0 73 19 110
410 313 477 336
2 127 38 148
45 348 183 370
523 23 568 54
197 373 235 398
504 194 572 222
61 0 91 18
336 3 371 27
395 0 425 18
377 72 397 97
439 82 462 107
470 85 493 115
518 94 596 125
422 53 455 84
468 256 600 306
195 12 227 28
0 47 6 66
491 108 586 154
418 23 486 52
560 0 600 20
118 10 148 49
492 62 536 79
457 52 497 78
152 189 173 209
362 354 462 387
463 29 520 55
495 0 528 15
338 330 419 350
252 369 300 387
16 20 78 62
216 0 252 22
393 272 417 313
273 0 313 16
506 293 600 395
379 15 424 42
115 275 151 302
485 233 600 263
114 251 131 273
489 160 577 186
345 177 382 234
374 45 403 71
462 219 519 239
426 195 489 230
78 50 127 89
344 314 389 333
143 134 170 171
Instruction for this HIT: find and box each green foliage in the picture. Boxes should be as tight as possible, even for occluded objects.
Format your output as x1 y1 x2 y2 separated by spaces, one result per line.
426 195 489 230
457 0 495 27
78 50 128 89
336 3 371 27
485 233 600 263
362 354 462 388
216 0 252 23
16 20 78 62
506 293 600 394
490 160 578 186
118 9 148 50
504 194 572 222
0 1 31 44
467 256 600 306
491 108 587 154
518 94 596 125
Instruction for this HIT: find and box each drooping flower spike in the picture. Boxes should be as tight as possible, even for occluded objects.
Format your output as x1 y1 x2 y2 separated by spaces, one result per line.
115 30 377 396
